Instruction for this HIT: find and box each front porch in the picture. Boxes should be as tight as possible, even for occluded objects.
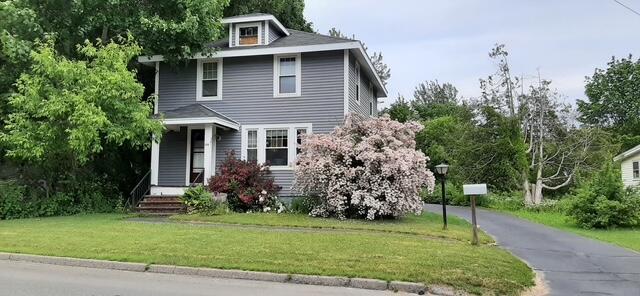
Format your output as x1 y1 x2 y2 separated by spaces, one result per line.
150 104 240 194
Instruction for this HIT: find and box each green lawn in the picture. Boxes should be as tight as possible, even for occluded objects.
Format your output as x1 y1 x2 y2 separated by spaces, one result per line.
0 214 533 295
171 212 493 244
497 210 640 252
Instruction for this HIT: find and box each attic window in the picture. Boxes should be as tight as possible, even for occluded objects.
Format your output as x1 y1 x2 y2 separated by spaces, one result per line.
238 24 260 46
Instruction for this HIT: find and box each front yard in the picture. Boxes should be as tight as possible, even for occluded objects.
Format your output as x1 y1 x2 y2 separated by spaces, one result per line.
0 213 534 295
498 210 640 252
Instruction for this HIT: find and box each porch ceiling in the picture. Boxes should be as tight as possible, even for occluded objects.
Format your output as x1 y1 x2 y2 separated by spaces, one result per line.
157 104 239 130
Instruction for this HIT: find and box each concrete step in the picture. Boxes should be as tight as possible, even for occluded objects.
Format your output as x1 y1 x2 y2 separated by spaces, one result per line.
136 206 186 214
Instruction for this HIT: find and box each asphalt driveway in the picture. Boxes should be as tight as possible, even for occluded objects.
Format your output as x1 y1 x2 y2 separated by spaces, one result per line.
424 204 640 296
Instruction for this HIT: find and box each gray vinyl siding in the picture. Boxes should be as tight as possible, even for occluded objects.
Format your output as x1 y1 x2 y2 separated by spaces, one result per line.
348 52 377 117
268 24 282 44
230 24 236 47
158 127 188 186
157 50 346 195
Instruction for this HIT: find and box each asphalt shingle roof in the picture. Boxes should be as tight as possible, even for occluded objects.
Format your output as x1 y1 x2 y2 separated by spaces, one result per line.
206 29 356 51
159 104 238 124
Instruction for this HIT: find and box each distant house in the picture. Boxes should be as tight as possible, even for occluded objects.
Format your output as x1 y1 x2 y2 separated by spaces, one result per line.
613 144 640 187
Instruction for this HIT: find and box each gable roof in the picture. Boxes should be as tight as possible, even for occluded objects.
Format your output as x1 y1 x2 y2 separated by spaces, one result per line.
158 104 239 130
205 29 354 50
221 13 289 36
138 18 388 97
613 144 640 162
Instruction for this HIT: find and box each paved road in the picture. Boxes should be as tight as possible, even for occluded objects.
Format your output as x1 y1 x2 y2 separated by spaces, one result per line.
0 260 397 296
425 204 640 296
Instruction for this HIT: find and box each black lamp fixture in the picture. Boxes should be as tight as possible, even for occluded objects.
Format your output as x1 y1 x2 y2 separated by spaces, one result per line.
435 163 449 230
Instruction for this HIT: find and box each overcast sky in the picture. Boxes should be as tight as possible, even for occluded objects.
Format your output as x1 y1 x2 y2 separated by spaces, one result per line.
305 0 640 107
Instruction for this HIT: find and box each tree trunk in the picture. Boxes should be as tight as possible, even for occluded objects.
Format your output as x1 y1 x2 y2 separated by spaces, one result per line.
523 179 533 205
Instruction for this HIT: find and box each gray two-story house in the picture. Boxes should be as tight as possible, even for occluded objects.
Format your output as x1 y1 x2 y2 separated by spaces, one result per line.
138 13 387 197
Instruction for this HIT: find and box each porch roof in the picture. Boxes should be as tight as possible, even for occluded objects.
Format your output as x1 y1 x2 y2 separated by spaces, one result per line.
158 104 240 130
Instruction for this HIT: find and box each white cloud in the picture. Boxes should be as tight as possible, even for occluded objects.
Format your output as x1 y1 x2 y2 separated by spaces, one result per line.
305 0 640 107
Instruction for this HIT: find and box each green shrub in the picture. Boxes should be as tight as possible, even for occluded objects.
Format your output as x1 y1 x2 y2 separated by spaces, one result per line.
289 196 320 214
484 192 525 211
421 181 466 205
0 180 28 219
180 185 228 215
567 162 640 228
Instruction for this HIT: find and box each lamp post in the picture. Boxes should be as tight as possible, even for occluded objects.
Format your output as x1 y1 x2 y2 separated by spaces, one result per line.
435 163 449 230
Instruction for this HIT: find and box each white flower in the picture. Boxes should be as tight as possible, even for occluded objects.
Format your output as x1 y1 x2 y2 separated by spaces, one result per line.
263 207 271 212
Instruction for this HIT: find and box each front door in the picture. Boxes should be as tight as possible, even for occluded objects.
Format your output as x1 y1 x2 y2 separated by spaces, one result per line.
190 129 205 184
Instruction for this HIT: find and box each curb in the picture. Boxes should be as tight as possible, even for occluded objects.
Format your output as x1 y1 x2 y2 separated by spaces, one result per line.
0 252 461 295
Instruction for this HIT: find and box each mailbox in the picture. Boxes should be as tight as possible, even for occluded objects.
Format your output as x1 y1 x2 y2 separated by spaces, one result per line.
463 184 487 196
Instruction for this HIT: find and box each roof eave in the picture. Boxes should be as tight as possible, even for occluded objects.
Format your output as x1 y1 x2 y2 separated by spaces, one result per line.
221 15 290 36
613 144 640 161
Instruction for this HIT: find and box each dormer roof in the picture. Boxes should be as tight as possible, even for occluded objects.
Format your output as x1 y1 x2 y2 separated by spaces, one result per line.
221 13 290 36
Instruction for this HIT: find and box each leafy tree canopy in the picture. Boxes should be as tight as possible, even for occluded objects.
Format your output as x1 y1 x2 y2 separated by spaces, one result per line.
578 55 640 150
19 0 229 61
413 80 460 105
0 36 164 166
225 0 313 32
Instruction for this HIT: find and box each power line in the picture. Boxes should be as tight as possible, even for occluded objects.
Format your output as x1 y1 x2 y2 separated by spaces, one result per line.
612 0 640 17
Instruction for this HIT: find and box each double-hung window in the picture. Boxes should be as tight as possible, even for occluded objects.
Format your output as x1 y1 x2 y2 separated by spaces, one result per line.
274 54 301 97
265 129 288 166
242 124 311 169
246 130 258 163
634 161 639 179
197 59 222 101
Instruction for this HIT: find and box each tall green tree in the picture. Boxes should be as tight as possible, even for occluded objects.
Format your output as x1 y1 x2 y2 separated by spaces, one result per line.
224 0 313 32
383 96 414 123
413 80 460 105
577 55 640 150
0 37 163 170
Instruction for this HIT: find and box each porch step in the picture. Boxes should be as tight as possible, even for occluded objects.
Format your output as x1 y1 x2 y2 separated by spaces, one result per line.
135 195 186 215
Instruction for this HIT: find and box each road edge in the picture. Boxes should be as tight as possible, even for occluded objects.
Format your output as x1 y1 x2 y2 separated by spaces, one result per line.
0 252 465 295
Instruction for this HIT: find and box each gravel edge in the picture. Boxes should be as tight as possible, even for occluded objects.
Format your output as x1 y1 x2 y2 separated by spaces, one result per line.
0 252 471 295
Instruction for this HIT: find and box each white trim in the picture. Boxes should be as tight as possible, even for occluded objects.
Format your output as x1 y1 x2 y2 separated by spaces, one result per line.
140 43 358 62
355 63 361 104
138 42 388 98
265 21 270 44
229 25 233 46
163 117 239 130
241 123 312 170
196 59 223 101
212 126 217 178
150 186 187 196
343 49 349 115
150 135 160 185
154 62 159 114
185 127 192 186
234 22 262 47
222 15 290 36
614 144 640 161
203 124 213 185
273 53 302 98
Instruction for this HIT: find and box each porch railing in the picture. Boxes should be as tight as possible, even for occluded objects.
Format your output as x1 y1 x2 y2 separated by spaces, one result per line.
127 170 151 209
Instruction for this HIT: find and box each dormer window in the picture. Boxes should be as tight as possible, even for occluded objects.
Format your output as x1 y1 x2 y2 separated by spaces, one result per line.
235 22 262 46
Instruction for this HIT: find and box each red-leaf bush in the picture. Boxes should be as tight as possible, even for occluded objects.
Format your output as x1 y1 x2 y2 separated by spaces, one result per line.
208 151 281 212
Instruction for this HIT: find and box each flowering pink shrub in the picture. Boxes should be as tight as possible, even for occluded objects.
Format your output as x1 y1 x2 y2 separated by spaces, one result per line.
294 114 435 220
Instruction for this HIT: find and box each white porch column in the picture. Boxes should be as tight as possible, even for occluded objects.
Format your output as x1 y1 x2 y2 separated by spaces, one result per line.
203 124 214 185
150 135 160 186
